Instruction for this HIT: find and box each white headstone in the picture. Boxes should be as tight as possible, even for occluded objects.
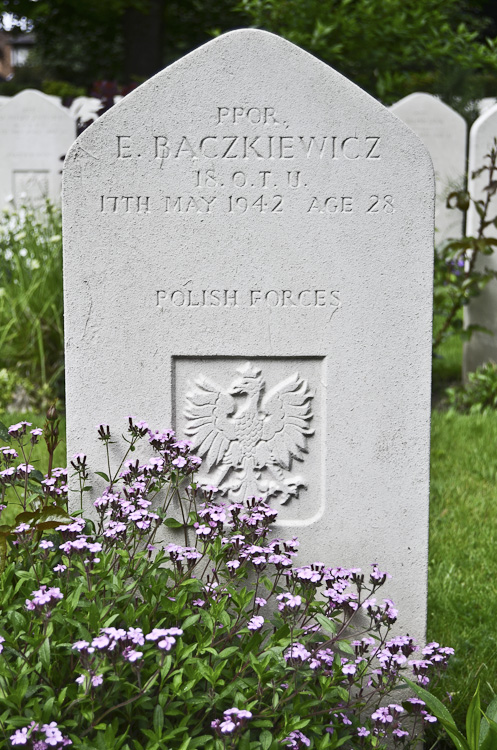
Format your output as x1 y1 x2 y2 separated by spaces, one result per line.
0 89 76 208
63 30 434 640
69 96 102 124
391 93 466 247
464 104 497 375
43 93 63 108
478 97 497 116
0 96 9 106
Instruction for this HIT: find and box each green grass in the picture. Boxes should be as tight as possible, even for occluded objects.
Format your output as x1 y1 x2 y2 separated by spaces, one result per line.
432 326 463 388
429 410 497 726
0 411 66 527
0 204 64 402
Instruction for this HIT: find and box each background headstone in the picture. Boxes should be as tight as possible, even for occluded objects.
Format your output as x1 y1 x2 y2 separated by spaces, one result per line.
478 97 497 116
464 103 497 376
69 96 102 125
0 89 76 208
391 92 466 247
63 30 434 641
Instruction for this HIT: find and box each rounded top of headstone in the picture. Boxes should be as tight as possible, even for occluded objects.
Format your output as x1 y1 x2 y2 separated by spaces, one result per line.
1 88 74 121
391 92 466 127
471 99 497 131
66 28 433 176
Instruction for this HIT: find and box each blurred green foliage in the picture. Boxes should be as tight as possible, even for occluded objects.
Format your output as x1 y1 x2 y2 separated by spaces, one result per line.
239 0 497 111
2 0 497 110
0 203 64 408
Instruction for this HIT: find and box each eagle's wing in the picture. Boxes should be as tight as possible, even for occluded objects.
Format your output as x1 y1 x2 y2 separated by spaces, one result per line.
259 373 314 470
184 377 237 471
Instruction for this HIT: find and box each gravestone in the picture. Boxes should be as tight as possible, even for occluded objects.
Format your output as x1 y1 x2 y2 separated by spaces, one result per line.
63 30 434 641
0 89 76 208
69 96 102 125
390 93 466 247
478 98 497 116
463 104 497 376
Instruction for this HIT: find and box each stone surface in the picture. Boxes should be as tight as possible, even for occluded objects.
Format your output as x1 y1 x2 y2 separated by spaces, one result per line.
63 30 434 640
391 92 466 246
0 89 76 207
463 104 497 375
478 97 497 116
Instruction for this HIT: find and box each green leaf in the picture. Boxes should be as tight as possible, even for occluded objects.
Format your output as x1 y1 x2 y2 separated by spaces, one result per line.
315 613 337 635
153 704 164 737
260 729 272 750
189 736 213 748
0 421 10 443
0 533 7 572
30 469 45 484
38 506 72 524
403 678 469 750
480 697 497 746
39 638 51 671
163 518 184 528
15 510 39 526
94 471 110 482
181 614 200 630
466 685 481 749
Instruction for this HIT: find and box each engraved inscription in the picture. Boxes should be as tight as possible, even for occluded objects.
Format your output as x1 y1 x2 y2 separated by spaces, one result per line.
216 106 280 125
156 288 341 309
152 134 381 161
184 362 314 503
107 106 391 217
100 196 151 213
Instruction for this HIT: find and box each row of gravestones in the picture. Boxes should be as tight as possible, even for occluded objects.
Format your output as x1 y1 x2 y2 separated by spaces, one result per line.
390 93 497 375
1 31 495 641
0 86 492 247
2 83 497 378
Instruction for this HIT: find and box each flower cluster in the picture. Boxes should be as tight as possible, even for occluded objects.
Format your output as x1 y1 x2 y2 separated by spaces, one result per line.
211 707 253 735
283 730 311 749
25 585 63 612
0 417 455 749
72 625 184 686
10 721 71 748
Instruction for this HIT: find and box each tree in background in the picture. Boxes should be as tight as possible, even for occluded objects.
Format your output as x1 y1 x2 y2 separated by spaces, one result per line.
239 0 497 112
2 0 497 111
0 0 249 88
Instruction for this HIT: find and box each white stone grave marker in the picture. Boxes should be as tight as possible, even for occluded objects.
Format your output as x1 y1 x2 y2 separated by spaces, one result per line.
478 98 497 116
63 30 434 640
0 89 76 208
463 104 497 375
69 96 102 124
391 92 466 247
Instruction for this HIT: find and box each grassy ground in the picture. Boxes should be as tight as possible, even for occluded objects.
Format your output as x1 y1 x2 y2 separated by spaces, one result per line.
0 411 66 527
428 325 497 736
429 410 497 725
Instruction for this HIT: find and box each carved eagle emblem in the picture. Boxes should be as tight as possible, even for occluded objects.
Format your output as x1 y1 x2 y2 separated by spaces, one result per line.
184 362 314 504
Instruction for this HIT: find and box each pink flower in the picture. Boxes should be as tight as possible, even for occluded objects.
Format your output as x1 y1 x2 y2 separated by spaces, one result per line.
247 615 264 631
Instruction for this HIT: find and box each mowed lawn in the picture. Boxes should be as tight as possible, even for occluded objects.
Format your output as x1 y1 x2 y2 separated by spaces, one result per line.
429 326 497 729
2 334 496 734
